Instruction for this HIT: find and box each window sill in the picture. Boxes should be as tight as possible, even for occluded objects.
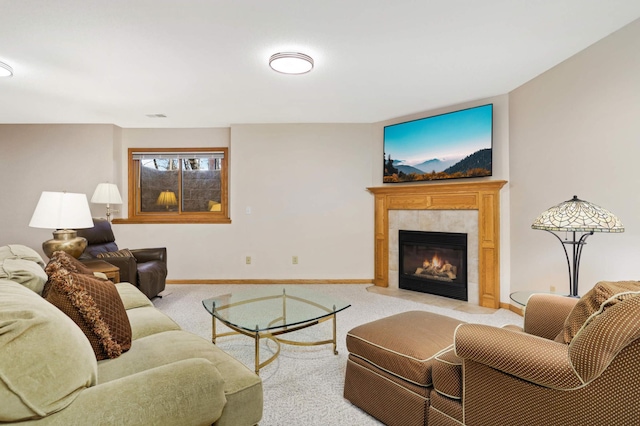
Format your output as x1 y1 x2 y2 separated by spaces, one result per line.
112 217 232 225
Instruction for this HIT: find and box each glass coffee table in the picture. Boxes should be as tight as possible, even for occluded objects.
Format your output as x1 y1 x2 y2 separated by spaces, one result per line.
202 286 351 374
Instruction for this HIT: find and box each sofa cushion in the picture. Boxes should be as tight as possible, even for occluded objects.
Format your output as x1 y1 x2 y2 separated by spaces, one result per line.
0 280 97 422
0 244 45 266
96 330 263 426
0 258 48 294
556 281 640 344
45 268 132 360
115 282 154 310
346 311 464 386
126 305 182 340
97 248 135 259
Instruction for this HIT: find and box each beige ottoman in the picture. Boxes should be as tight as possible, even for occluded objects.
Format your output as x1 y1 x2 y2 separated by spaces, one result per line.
344 311 464 426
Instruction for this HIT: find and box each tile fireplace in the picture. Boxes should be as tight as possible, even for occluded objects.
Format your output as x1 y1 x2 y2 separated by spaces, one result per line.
368 180 507 309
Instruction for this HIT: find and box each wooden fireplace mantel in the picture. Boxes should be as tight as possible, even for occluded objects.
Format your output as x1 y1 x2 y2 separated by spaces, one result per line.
368 180 507 309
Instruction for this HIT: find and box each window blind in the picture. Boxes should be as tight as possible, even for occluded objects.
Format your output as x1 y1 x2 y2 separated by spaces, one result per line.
132 152 224 160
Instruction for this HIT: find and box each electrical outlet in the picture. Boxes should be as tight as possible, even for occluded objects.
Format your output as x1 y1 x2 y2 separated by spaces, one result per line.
245 256 251 265
550 285 556 293
292 256 298 265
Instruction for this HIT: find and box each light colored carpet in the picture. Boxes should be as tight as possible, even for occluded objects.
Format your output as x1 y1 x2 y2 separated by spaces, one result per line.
153 284 523 426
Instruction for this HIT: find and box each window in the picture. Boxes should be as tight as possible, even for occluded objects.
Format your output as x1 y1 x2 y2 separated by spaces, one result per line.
119 148 229 224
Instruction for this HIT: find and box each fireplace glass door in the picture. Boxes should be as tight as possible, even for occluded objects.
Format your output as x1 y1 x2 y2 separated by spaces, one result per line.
399 230 468 301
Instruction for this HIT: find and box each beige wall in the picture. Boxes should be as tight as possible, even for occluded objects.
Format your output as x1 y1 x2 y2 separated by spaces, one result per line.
0 124 118 250
509 19 640 296
227 124 375 279
112 124 375 280
1 124 375 280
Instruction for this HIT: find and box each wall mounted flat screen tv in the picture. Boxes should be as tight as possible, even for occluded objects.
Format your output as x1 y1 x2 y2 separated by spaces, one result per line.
383 104 493 183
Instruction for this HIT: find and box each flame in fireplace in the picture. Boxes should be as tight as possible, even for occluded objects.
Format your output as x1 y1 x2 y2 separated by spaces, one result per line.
418 253 457 282
423 254 444 269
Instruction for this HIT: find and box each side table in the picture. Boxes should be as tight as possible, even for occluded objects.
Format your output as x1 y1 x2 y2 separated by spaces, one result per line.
81 259 121 283
510 291 569 307
510 291 537 307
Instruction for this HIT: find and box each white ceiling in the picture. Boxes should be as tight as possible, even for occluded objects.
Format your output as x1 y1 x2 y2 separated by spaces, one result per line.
1 1 639 128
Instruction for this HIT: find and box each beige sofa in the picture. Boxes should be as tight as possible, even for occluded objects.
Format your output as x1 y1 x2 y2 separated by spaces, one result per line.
0 245 262 425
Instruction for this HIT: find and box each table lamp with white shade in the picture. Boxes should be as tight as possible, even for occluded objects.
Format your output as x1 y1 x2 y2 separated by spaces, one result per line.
29 191 94 258
91 183 123 222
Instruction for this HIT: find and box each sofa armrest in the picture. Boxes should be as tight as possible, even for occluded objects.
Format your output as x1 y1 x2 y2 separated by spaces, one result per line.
131 247 167 264
35 359 226 425
454 324 583 389
523 294 577 339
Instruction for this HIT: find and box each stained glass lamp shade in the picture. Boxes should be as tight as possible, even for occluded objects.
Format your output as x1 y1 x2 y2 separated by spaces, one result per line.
531 195 624 297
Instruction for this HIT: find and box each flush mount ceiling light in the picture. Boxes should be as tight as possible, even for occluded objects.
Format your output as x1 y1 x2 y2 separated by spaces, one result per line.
269 52 314 75
0 61 13 77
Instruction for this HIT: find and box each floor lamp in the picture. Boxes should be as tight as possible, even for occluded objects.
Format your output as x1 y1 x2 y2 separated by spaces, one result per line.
531 195 624 297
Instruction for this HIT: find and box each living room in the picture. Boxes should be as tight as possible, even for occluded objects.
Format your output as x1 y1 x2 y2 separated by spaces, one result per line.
2 11 639 304
1 2 640 424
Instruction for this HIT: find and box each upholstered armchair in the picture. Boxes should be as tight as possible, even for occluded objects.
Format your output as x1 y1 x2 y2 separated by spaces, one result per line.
345 281 640 426
77 218 167 299
429 281 640 426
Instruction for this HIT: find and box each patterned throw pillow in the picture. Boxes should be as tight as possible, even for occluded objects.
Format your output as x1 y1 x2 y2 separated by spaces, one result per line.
97 248 134 259
45 268 132 360
555 280 640 344
46 250 94 275
43 251 97 298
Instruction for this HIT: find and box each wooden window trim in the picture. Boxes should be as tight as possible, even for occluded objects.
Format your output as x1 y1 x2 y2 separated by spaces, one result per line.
113 147 230 225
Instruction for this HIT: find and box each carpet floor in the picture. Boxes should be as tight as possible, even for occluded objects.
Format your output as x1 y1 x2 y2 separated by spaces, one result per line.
153 284 523 426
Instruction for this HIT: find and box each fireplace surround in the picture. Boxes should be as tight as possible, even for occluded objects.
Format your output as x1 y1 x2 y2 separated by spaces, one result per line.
368 180 507 309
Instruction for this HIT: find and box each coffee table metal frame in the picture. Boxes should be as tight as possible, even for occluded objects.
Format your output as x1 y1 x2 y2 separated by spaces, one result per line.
203 288 349 375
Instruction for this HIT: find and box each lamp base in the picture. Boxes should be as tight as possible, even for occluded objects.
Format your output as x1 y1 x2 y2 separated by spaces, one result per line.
42 229 87 259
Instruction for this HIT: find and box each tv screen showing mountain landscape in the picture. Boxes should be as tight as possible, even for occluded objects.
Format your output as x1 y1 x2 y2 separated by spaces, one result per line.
383 104 493 183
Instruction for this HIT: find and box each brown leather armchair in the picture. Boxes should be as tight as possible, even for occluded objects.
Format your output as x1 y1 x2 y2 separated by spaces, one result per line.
76 218 167 299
